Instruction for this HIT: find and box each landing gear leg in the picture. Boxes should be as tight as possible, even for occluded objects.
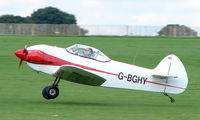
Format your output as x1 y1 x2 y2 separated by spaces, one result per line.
42 72 63 100
163 93 175 103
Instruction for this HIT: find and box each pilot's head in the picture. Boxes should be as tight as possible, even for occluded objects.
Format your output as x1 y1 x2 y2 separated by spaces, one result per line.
84 48 93 57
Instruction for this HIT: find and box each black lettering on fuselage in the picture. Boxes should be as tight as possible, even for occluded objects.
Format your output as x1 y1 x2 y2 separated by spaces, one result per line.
127 74 132 81
143 77 147 84
132 75 137 83
118 72 124 80
118 72 148 85
137 76 142 84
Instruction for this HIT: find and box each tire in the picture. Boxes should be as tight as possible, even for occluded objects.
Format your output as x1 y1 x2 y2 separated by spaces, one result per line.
42 86 59 100
42 86 51 99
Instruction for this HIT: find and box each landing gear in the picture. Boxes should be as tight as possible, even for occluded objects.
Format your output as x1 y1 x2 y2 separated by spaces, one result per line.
42 86 59 99
163 93 175 103
42 72 63 100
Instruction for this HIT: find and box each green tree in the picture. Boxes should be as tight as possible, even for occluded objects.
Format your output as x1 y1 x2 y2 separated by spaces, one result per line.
0 15 31 23
30 7 77 24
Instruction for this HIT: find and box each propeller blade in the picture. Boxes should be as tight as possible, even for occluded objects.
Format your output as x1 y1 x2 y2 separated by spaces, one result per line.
17 40 29 69
23 40 29 60
25 40 28 49
18 59 23 69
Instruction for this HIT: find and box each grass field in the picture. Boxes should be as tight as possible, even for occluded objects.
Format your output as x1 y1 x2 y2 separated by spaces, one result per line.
0 35 200 120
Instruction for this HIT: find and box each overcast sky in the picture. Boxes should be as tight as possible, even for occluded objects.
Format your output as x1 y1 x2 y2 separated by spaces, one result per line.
0 0 200 26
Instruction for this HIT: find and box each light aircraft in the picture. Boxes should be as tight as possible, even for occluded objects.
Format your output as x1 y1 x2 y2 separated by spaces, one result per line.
14 44 188 103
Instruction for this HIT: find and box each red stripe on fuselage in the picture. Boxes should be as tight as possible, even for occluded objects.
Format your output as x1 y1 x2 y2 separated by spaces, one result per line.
26 50 118 76
146 81 185 90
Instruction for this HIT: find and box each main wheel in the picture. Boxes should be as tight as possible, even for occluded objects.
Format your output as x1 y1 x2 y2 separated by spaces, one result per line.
42 86 59 100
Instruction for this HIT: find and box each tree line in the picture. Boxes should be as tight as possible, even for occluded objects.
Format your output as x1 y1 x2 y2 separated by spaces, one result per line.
0 6 77 24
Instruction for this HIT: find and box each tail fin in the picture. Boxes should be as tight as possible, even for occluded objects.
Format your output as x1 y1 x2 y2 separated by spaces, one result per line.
153 54 188 94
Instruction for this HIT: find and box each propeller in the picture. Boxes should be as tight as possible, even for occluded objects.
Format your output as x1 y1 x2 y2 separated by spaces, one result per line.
18 59 23 69
18 40 29 69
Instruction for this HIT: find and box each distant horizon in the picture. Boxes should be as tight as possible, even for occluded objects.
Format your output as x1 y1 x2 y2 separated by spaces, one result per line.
0 23 199 36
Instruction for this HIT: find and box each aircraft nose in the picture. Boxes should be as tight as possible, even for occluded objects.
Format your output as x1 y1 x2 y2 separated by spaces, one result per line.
14 49 26 60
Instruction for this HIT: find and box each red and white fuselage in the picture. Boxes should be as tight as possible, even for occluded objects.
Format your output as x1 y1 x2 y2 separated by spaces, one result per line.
15 44 188 94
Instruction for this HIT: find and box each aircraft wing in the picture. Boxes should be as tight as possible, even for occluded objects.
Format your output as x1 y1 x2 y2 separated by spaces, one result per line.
55 65 106 86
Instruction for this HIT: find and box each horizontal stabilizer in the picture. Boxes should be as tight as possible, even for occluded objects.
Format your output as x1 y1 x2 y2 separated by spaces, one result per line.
152 74 178 79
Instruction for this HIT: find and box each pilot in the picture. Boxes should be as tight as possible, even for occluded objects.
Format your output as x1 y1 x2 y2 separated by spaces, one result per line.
84 48 93 58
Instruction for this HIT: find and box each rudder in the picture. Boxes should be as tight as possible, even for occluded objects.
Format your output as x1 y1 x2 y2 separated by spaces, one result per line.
153 54 188 94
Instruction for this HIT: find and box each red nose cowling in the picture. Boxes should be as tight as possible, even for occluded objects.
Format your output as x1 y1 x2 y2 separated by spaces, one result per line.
14 49 26 60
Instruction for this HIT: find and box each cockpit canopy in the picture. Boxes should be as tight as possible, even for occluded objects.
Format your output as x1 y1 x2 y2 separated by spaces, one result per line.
66 44 111 62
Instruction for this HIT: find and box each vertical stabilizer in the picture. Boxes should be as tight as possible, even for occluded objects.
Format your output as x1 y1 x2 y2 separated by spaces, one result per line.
153 54 188 94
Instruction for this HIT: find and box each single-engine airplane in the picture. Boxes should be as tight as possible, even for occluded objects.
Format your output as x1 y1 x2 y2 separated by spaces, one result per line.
14 44 188 103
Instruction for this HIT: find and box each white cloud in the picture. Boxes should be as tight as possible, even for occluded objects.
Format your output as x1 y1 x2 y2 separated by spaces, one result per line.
130 14 158 25
80 0 103 9
0 0 43 16
120 0 200 26
182 0 200 9
0 0 200 26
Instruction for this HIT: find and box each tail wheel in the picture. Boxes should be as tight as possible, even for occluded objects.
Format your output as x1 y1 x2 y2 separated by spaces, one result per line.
42 86 59 100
